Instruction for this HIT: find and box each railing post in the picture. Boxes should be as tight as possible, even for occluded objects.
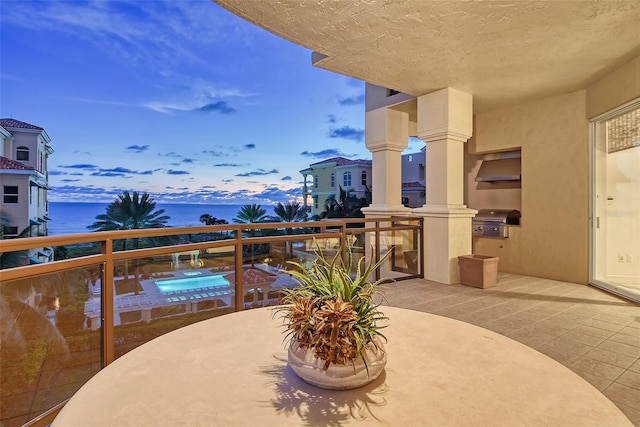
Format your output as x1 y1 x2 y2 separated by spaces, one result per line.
419 217 425 278
375 220 381 281
235 228 244 311
340 222 347 266
102 238 115 366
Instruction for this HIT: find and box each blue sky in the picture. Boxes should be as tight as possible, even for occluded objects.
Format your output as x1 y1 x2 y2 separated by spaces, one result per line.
1 0 423 205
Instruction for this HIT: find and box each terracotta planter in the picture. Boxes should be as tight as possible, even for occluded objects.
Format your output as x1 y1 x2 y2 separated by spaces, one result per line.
287 339 386 390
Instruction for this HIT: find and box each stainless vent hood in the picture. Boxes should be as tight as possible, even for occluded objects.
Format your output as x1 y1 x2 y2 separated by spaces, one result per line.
475 150 521 182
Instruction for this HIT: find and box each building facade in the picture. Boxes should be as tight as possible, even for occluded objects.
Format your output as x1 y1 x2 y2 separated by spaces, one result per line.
301 153 426 217
0 119 53 260
401 148 426 208
300 157 372 217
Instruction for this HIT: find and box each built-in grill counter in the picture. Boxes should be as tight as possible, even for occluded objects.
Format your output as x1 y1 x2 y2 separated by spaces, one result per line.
472 209 521 239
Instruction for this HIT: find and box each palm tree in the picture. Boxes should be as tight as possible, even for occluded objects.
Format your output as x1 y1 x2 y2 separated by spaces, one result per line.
87 191 170 281
270 201 306 223
233 204 268 226
233 204 269 265
321 186 366 219
87 191 170 250
269 201 306 258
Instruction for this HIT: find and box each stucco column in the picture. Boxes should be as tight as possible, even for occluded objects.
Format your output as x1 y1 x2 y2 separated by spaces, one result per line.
413 88 477 284
361 107 412 217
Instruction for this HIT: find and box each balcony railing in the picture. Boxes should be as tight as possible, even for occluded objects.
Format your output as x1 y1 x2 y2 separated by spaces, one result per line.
0 216 422 427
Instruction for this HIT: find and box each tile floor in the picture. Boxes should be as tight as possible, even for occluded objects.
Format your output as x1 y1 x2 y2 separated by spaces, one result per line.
381 273 640 426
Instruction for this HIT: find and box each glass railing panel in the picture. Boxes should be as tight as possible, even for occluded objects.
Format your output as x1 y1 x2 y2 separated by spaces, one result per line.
0 267 101 427
53 242 103 260
0 217 424 424
112 247 236 359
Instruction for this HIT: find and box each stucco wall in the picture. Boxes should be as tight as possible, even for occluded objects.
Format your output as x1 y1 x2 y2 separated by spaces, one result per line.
587 55 640 119
470 91 589 284
1 174 31 234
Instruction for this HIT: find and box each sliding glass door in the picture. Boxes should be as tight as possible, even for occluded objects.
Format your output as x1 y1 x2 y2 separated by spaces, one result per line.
591 100 640 303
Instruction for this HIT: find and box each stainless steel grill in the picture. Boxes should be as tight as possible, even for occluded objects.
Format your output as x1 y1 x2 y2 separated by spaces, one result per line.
472 209 521 238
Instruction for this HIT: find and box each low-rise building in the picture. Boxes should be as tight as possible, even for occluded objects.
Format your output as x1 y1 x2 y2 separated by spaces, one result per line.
0 118 54 262
301 151 426 217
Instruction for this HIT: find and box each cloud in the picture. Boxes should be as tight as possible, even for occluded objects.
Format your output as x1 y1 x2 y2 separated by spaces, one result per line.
58 163 98 170
222 179 234 183
49 170 69 176
338 93 365 106
253 186 301 202
327 115 337 123
214 163 246 167
300 149 355 158
158 152 183 158
235 168 278 177
126 144 150 153
281 176 292 181
202 150 228 157
47 182 304 206
181 158 195 163
167 169 190 175
328 126 365 142
193 101 236 114
3 1 258 77
93 167 153 176
243 144 256 150
91 171 131 177
60 179 81 182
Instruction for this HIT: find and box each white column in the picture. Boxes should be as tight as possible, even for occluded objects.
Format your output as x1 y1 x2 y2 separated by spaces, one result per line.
413 88 477 284
361 107 412 217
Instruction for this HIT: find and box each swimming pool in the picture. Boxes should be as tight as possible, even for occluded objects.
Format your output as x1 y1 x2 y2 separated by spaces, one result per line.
155 275 230 294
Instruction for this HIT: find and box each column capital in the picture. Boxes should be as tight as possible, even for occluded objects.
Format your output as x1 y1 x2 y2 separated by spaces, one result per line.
417 88 473 143
417 129 471 144
365 108 409 152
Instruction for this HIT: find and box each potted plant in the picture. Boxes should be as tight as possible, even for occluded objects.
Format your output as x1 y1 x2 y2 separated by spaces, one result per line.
276 240 392 390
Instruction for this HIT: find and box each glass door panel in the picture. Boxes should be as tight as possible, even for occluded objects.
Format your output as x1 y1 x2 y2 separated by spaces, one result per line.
591 102 640 302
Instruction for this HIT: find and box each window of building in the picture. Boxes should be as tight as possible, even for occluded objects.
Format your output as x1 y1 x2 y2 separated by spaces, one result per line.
343 171 352 187
16 146 29 161
314 196 319 209
330 173 335 188
402 197 410 207
361 171 367 186
3 186 18 204
419 164 425 181
314 175 318 188
3 226 18 236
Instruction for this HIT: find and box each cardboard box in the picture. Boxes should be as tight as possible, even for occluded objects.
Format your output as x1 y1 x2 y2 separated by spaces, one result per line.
458 255 499 288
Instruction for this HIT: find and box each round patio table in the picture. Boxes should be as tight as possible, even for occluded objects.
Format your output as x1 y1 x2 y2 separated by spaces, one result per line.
53 306 632 426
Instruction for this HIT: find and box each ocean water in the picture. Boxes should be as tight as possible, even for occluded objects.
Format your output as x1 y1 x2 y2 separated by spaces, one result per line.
47 202 276 236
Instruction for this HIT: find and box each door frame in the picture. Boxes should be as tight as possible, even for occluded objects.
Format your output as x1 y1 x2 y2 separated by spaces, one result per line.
589 97 640 303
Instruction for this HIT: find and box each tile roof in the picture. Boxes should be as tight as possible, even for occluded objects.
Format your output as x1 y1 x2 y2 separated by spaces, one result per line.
310 157 372 167
402 181 425 188
0 156 35 170
0 118 44 131
225 267 276 285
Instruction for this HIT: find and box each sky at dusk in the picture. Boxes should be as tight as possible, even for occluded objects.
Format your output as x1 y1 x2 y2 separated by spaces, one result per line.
1 0 424 205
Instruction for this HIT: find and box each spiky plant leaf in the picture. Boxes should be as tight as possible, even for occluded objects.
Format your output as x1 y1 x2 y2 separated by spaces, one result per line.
275 238 393 370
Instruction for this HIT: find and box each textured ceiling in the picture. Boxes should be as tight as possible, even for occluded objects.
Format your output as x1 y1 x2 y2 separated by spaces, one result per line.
214 0 640 112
